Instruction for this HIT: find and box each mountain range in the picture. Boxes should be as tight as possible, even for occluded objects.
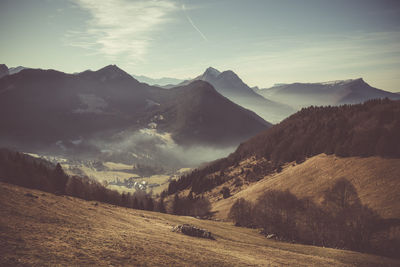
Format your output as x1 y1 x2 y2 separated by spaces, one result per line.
257 78 400 109
0 65 269 165
173 67 295 123
3 63 398 120
2 62 399 168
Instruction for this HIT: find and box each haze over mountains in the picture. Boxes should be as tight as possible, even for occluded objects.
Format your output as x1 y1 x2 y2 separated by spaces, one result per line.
2 63 398 117
0 64 269 169
2 62 399 170
173 67 295 123
160 66 399 123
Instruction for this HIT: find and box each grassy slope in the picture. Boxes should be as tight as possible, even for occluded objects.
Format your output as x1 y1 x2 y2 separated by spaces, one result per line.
1 182 399 266
210 154 400 220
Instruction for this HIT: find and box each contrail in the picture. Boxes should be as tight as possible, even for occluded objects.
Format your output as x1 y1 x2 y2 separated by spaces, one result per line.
182 3 208 42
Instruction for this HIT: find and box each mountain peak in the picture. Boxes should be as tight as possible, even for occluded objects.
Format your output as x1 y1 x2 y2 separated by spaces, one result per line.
220 70 239 79
185 80 216 93
350 77 365 84
95 65 133 81
98 64 126 73
318 78 365 86
203 67 221 77
0 64 9 78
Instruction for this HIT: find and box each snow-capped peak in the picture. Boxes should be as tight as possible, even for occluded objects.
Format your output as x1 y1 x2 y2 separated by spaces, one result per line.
320 78 363 86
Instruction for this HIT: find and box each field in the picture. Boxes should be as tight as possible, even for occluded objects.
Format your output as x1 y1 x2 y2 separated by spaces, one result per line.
1 182 399 266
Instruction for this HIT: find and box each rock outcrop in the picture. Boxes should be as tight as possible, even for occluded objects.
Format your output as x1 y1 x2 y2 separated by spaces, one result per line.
172 224 214 240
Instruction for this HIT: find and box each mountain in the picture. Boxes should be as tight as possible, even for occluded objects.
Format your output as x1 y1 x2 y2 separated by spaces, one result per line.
175 67 295 123
258 78 400 109
0 65 269 162
132 74 184 86
154 80 270 146
0 64 9 78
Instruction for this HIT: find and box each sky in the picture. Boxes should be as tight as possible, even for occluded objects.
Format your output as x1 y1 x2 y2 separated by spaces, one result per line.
1 0 400 91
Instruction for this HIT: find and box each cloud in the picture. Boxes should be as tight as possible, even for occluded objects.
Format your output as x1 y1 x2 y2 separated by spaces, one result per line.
69 0 178 61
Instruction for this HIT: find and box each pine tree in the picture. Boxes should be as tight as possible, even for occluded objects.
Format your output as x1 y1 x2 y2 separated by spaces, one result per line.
172 194 181 215
158 197 166 213
146 197 154 211
53 163 68 194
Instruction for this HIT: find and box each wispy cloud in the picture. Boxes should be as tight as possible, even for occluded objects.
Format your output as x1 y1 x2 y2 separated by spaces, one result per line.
181 3 208 42
68 0 178 61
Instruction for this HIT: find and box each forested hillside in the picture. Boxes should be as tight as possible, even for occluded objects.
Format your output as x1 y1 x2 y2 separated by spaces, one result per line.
167 99 400 195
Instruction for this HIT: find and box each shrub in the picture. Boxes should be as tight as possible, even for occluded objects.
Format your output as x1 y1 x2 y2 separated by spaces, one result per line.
228 198 254 227
220 186 231 198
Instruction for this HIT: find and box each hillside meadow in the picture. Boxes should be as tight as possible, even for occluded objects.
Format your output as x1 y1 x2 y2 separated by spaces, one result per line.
1 182 399 266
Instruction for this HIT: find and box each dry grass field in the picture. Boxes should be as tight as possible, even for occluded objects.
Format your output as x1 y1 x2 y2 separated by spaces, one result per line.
209 154 400 220
1 182 399 266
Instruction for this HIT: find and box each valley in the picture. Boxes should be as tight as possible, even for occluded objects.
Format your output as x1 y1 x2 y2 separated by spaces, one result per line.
26 152 190 195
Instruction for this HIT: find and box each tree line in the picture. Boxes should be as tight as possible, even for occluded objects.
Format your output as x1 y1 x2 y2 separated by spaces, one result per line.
0 148 165 212
170 191 211 217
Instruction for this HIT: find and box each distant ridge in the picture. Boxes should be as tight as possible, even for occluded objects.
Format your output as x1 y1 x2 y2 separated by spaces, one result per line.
258 78 400 109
